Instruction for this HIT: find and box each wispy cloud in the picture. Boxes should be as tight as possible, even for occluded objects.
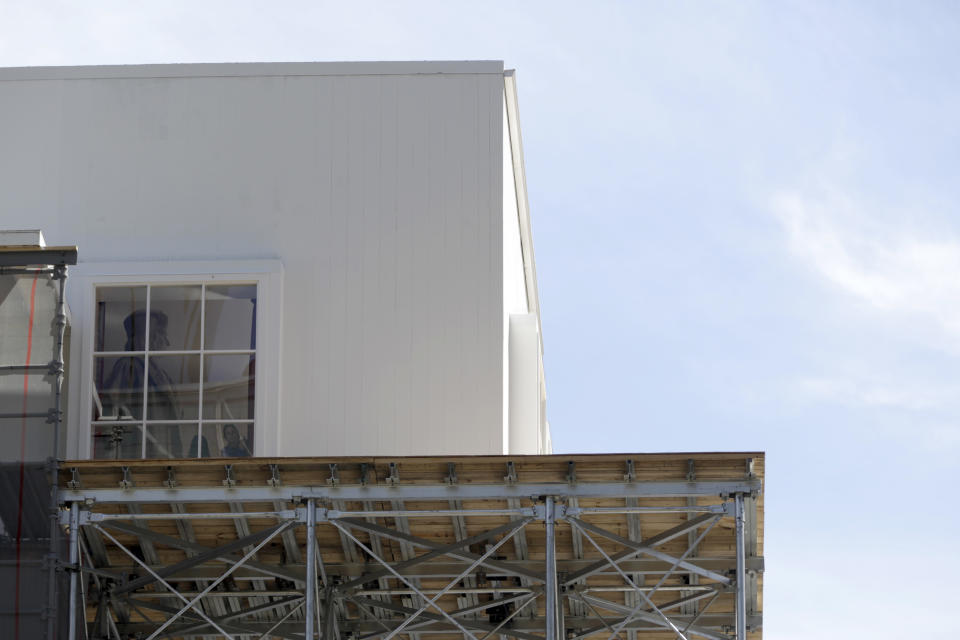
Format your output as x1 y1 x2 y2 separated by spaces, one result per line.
770 175 960 438
771 185 960 337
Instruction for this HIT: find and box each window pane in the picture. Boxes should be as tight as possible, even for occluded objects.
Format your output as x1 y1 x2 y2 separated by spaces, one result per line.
93 356 144 420
203 422 254 458
150 285 202 351
204 285 257 349
185 424 210 458
145 424 194 459
95 287 146 352
147 354 200 420
92 424 142 460
202 354 255 420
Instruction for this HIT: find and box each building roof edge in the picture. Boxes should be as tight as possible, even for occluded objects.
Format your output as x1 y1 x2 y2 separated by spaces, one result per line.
0 60 505 81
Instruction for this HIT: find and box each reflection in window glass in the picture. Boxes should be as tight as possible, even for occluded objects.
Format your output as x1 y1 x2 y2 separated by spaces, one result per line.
202 422 254 458
145 424 195 459
205 285 257 350
95 287 146 352
203 354 255 421
92 282 257 459
93 356 145 420
150 285 202 351
92 423 142 460
147 355 200 420
187 426 211 458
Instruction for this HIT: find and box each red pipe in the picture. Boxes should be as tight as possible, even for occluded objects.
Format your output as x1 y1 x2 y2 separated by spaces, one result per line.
15 274 39 640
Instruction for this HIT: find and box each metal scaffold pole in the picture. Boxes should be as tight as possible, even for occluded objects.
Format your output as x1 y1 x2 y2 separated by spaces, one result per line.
544 496 558 640
67 502 79 640
47 263 68 640
735 492 747 640
306 498 317 640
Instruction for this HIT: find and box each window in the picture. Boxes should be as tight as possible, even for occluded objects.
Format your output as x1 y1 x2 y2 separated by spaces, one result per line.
90 282 257 459
68 259 282 460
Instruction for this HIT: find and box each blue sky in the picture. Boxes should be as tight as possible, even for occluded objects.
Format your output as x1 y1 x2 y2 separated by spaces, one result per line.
3 1 958 636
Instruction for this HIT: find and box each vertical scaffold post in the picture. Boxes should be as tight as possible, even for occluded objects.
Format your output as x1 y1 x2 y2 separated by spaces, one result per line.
544 496 558 640
67 502 79 640
734 493 746 640
47 263 68 640
306 498 317 640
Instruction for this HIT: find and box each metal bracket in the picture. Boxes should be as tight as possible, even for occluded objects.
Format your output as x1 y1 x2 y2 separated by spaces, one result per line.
327 463 339 487
387 462 400 487
504 461 518 485
444 462 458 485
268 464 282 487
67 467 82 490
118 466 133 490
222 464 236 488
533 502 565 520
623 459 635 482
162 466 177 489
45 408 60 424
47 359 64 377
687 458 696 481
566 461 577 485
745 457 755 479
359 463 369 487
296 506 329 522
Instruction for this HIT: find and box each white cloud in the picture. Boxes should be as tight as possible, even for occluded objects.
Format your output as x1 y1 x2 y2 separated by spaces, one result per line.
771 179 960 434
772 186 960 337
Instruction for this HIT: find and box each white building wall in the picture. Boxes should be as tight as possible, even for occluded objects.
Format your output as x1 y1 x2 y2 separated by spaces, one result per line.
502 97 535 454
0 62 509 457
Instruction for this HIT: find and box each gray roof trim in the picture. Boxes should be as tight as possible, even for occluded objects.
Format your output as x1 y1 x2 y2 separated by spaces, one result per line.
0 60 505 82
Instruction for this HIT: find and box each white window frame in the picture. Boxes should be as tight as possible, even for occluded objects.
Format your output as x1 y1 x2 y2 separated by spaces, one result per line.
66 260 283 459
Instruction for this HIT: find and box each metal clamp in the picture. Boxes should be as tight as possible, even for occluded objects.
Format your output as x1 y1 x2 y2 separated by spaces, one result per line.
444 462 458 485
268 464 282 487
67 467 82 490
222 464 236 488
504 461 518 485
47 360 64 376
118 466 133 490
359 463 369 487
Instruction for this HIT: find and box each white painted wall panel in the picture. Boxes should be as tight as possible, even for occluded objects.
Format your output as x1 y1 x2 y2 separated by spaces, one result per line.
502 97 530 453
508 313 540 454
0 63 506 457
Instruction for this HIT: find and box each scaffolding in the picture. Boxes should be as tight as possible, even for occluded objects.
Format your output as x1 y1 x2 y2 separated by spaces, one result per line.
0 241 76 640
58 454 764 640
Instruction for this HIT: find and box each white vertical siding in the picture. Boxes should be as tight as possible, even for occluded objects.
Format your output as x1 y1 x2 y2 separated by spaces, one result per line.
503 95 530 454
0 63 506 457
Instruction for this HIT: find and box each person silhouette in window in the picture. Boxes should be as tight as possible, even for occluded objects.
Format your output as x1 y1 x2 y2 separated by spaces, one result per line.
220 423 251 457
102 309 184 458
